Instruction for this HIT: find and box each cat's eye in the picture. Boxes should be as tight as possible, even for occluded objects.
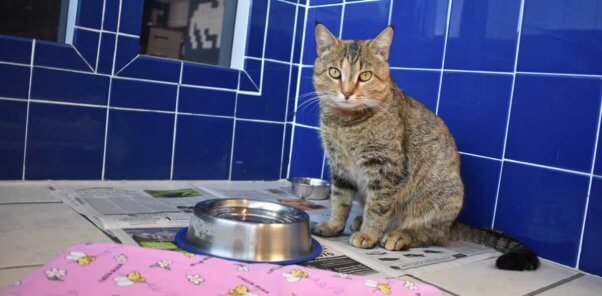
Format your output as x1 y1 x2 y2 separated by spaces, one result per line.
329 67 341 79
359 71 373 82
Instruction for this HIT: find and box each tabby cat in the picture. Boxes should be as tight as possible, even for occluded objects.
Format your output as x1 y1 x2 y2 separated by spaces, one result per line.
310 24 539 271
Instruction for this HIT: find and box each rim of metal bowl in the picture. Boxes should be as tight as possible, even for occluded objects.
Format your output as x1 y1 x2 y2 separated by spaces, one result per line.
287 177 331 187
193 198 310 225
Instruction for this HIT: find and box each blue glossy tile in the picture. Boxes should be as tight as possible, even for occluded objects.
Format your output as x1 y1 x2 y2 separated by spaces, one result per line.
31 68 110 105
0 35 32 64
241 58 261 91
342 1 390 40
239 71 260 92
103 0 119 32
0 64 29 99
111 78 177 111
495 162 588 266
246 0 268 58
182 63 238 89
119 0 144 36
97 33 116 74
173 115 233 180
237 61 289 122
311 0 342 5
289 126 324 178
303 6 343 65
389 0 448 68
390 69 440 111
579 177 602 276
458 154 501 228
446 0 521 71
0 100 26 179
76 0 103 29
114 36 140 73
506 75 601 172
118 56 181 83
231 121 283 180
35 41 92 72
178 87 236 116
438 72 512 158
519 0 602 75
288 65 299 119
73 28 100 69
265 0 296 62
292 6 306 63
281 124 293 179
26 103 105 180
295 67 320 127
105 110 174 180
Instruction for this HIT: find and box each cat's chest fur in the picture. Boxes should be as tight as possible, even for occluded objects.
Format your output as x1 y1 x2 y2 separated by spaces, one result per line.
322 122 395 192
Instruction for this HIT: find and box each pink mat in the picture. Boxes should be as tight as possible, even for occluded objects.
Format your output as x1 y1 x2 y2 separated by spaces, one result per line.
1 243 442 296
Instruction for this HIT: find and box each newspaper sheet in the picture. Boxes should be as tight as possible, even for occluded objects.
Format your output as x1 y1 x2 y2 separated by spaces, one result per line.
57 181 498 278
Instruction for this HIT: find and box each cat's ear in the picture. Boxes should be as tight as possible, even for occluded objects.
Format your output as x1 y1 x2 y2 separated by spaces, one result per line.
315 23 338 56
369 26 394 61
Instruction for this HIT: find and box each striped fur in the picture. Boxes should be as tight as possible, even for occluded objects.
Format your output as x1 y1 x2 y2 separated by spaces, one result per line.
310 24 539 271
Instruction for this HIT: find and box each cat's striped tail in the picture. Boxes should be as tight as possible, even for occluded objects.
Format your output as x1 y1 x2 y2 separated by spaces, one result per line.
449 221 540 271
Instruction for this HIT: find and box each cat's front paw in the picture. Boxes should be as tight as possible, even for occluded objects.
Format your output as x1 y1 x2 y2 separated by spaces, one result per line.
312 221 344 237
350 231 378 249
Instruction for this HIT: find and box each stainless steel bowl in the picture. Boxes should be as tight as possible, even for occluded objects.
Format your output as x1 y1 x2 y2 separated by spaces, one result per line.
176 198 321 263
288 177 331 200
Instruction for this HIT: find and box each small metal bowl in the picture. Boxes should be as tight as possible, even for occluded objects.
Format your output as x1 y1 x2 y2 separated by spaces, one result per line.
175 198 321 264
288 177 331 200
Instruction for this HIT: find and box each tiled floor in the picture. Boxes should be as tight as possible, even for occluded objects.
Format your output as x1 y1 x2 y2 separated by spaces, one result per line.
0 181 600 296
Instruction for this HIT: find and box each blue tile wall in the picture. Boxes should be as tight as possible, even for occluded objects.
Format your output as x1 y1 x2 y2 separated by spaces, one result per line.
1 0 601 275
0 0 292 183
105 110 174 180
26 103 105 180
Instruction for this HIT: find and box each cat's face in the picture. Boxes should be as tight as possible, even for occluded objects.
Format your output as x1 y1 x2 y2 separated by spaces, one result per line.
313 24 393 113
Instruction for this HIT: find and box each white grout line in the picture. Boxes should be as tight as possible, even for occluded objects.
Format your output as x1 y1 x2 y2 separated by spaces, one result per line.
28 99 106 109
280 4 300 179
491 0 525 228
0 96 28 103
387 0 394 25
181 82 239 92
100 78 112 180
21 40 35 180
320 153 326 179
444 68 513 75
246 56 302 66
228 72 242 181
287 2 310 178
94 0 107 72
516 71 602 79
576 94 602 269
459 151 501 162
102 0 123 180
178 112 233 120
294 122 320 130
71 43 95 72
109 106 175 114
309 0 383 9
113 73 178 86
0 61 29 67
389 66 440 72
258 0 272 94
503 158 590 177
169 62 184 180
433 0 453 115
338 1 345 39
114 54 140 76
75 26 140 39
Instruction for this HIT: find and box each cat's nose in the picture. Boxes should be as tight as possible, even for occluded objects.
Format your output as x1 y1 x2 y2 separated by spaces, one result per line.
342 91 353 100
